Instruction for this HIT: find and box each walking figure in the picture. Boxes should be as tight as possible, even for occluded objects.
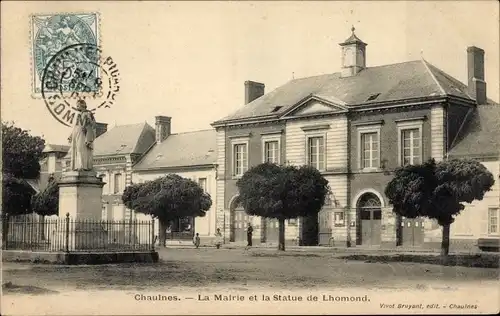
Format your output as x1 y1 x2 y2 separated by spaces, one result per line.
246 223 253 248
193 233 201 249
214 228 223 249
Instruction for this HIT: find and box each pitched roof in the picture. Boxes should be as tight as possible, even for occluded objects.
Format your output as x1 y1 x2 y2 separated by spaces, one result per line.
93 122 155 156
214 59 493 125
133 129 217 170
449 104 500 158
340 32 367 46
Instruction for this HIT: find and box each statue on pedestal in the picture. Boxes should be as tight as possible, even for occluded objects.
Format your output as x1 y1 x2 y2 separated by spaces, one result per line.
67 100 96 171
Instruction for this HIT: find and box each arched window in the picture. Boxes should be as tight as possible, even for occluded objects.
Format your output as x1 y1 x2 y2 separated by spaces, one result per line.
357 193 381 208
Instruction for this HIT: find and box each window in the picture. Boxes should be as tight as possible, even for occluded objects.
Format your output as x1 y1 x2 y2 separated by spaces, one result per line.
334 212 345 227
397 119 423 166
264 140 279 164
488 208 499 234
114 173 122 194
288 218 297 225
307 136 325 171
361 132 379 169
261 134 281 164
401 128 421 165
233 143 248 177
356 124 381 171
198 178 207 193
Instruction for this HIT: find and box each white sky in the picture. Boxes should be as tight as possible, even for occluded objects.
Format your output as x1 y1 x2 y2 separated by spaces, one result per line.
2 1 499 145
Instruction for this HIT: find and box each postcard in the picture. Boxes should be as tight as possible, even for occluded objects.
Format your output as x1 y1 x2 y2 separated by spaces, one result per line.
1 1 499 315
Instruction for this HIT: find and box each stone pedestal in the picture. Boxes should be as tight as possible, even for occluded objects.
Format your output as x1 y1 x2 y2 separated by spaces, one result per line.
56 170 107 251
58 170 104 219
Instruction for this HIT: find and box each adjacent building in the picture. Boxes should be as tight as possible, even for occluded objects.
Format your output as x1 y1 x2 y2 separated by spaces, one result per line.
89 122 156 222
212 27 498 249
132 118 218 244
40 121 156 221
39 116 219 245
447 105 500 249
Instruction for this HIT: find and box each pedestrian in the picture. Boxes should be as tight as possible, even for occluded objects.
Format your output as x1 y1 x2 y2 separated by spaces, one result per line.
214 228 223 249
193 233 201 249
246 223 253 248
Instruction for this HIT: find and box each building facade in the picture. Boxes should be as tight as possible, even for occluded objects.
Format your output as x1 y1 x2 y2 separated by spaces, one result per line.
212 81 304 246
212 28 498 249
132 121 218 245
40 121 156 221
39 116 219 245
447 105 500 249
66 122 156 222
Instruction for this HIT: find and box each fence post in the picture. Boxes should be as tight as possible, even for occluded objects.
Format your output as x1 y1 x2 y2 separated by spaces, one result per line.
65 213 70 253
223 211 226 244
128 213 133 244
151 218 155 251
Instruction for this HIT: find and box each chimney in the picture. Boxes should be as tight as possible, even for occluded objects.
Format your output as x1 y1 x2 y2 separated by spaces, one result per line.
95 122 108 138
155 116 171 143
244 81 265 104
467 46 487 105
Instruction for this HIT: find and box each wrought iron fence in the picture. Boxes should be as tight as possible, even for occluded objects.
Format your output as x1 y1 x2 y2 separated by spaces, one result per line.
1 214 155 252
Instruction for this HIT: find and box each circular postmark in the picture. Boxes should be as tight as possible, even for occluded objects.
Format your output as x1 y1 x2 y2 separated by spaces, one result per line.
41 43 120 127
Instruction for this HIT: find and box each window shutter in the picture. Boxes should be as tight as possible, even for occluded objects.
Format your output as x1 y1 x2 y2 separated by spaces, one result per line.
478 206 488 237
207 175 211 194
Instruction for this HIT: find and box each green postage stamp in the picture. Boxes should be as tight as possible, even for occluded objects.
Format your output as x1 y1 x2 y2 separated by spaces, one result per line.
30 13 100 97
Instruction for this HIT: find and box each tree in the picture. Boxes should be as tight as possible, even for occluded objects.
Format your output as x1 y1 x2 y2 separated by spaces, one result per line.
236 163 330 251
122 174 212 246
30 176 59 240
1 122 45 246
2 122 45 179
385 158 495 260
31 176 59 217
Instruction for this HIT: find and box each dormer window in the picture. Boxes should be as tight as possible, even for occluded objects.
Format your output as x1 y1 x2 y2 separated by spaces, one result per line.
271 106 283 113
115 144 127 153
366 93 381 101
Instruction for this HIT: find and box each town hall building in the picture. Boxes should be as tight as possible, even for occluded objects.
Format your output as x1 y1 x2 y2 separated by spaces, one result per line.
212 27 499 249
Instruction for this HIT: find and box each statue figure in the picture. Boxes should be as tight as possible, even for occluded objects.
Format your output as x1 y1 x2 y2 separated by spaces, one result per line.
67 100 96 171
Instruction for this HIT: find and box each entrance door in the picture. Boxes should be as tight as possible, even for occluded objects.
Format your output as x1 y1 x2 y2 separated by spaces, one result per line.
233 208 251 242
265 218 279 242
401 217 424 247
318 210 332 246
356 193 382 246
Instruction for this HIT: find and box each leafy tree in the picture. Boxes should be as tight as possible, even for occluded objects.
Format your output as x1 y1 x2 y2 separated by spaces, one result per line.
236 163 330 251
385 158 495 259
122 174 212 246
31 176 59 217
30 175 59 240
1 174 36 246
2 122 45 179
1 122 45 246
